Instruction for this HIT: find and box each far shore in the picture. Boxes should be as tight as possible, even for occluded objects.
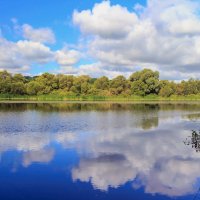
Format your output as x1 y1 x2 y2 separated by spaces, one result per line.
0 99 200 104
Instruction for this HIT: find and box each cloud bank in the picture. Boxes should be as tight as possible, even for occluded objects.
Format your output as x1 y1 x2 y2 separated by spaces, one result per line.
1 0 200 79
73 0 200 79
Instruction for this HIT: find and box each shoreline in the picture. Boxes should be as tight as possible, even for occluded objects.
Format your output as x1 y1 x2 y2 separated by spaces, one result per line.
0 99 200 104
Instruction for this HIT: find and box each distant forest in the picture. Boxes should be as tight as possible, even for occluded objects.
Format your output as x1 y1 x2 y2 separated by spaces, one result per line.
0 69 199 98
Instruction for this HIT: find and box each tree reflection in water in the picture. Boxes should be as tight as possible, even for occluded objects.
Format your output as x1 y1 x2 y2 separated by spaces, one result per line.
184 130 200 152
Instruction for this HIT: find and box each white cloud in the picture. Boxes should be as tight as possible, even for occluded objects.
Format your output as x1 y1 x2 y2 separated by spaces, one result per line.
73 0 200 80
22 24 56 44
0 34 81 73
77 62 133 78
55 48 80 66
17 40 54 63
144 0 200 35
0 21 81 73
54 48 81 74
57 66 78 75
0 37 54 72
73 1 138 39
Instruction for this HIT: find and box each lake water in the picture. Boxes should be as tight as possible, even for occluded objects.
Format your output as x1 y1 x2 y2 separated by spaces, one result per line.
0 102 200 200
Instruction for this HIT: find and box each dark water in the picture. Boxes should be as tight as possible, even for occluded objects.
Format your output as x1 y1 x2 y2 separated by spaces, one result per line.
0 102 200 200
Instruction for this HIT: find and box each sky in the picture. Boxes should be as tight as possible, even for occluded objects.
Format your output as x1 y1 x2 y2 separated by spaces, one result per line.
0 0 200 80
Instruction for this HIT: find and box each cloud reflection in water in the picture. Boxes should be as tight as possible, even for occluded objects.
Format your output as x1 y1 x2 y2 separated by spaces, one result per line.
0 103 199 198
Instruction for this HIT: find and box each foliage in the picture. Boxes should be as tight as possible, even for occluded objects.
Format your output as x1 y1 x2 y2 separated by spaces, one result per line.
0 69 199 100
129 69 160 95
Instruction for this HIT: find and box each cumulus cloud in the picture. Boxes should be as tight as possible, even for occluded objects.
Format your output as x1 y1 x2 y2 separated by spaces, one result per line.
17 40 54 63
0 34 81 73
0 20 81 73
0 37 54 72
56 49 80 66
76 62 135 78
55 48 81 74
22 24 56 44
73 1 138 39
73 0 200 80
144 0 200 35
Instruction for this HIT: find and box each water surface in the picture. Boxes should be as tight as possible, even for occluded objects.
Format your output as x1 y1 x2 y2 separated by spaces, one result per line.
0 102 200 200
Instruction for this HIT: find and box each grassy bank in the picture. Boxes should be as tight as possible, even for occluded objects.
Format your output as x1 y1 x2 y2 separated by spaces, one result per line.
0 94 200 102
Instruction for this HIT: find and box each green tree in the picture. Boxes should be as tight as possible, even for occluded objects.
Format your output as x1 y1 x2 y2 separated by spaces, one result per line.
58 75 74 91
131 80 147 96
10 82 26 95
159 85 174 97
71 75 91 95
26 81 43 95
0 71 12 93
0 69 199 98
159 81 176 97
129 69 160 95
94 76 109 90
34 73 58 94
13 74 27 83
110 75 129 95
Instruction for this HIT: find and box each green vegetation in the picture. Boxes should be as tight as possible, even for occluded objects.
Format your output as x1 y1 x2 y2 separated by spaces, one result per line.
0 69 200 101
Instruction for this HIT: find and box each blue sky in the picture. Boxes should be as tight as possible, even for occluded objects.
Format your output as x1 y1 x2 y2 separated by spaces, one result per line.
0 0 200 80
0 0 145 75
0 0 145 46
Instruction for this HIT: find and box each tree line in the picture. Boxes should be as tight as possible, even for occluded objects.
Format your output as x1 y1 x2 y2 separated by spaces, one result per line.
0 69 199 97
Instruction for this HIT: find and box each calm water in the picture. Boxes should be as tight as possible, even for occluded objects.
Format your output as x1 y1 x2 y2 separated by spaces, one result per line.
0 103 200 200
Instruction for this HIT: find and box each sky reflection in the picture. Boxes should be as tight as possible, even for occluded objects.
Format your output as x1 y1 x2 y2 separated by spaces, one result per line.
0 103 200 200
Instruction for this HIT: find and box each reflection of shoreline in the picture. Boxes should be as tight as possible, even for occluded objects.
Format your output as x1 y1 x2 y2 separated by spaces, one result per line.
183 113 200 121
1 103 199 130
0 102 200 113
0 104 200 198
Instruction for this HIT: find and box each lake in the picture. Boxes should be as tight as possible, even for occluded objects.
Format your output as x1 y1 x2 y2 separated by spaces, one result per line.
0 102 200 200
